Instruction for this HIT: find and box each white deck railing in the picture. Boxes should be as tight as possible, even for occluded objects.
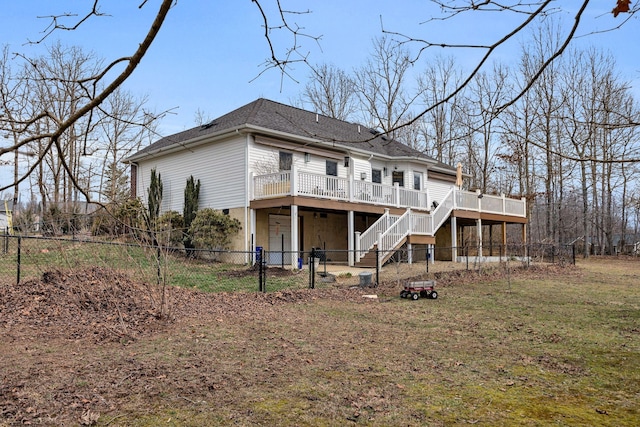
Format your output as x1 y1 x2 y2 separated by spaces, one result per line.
253 169 526 218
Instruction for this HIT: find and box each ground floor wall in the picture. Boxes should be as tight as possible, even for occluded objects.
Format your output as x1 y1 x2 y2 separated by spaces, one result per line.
434 221 453 261
236 205 527 266
252 208 383 264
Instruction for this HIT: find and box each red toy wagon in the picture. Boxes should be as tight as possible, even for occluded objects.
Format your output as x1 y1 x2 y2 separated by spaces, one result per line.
400 280 438 300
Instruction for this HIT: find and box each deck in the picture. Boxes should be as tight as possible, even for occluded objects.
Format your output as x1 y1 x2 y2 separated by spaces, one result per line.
252 170 526 218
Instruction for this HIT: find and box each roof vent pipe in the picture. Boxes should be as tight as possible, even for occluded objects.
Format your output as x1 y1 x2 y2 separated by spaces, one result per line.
358 125 361 133
316 113 319 123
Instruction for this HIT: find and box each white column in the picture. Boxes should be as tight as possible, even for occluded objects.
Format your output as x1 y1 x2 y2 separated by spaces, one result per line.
407 242 413 264
291 205 299 268
451 216 457 262
291 166 298 196
250 208 257 263
348 210 355 266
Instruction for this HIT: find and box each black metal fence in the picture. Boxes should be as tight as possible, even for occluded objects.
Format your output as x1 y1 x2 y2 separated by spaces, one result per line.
1 233 576 292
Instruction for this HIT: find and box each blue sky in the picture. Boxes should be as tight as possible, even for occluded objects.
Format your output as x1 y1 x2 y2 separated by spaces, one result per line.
1 1 639 197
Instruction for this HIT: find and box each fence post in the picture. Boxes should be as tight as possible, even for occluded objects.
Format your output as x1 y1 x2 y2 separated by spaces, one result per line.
262 251 267 292
466 245 469 271
17 236 21 285
309 248 315 289
426 246 429 274
258 247 264 292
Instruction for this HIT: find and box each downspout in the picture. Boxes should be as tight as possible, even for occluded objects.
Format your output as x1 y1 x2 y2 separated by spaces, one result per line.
128 161 138 199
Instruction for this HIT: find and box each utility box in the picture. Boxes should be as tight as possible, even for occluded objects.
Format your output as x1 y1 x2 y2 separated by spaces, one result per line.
359 271 372 287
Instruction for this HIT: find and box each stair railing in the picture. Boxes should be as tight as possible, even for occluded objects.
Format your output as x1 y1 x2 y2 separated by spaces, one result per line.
377 209 412 263
356 210 400 262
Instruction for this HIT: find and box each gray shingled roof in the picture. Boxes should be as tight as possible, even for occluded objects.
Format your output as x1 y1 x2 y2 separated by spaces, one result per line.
128 98 455 172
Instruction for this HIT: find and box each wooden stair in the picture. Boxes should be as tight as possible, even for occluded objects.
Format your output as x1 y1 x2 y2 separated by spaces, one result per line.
356 245 378 267
355 236 408 267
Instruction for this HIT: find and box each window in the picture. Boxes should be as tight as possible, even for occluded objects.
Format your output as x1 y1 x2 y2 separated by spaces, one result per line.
326 160 337 176
413 172 423 190
392 170 404 187
372 169 382 184
279 151 292 171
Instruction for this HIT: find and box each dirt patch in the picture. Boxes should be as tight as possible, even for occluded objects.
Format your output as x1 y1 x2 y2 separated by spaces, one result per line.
0 267 171 342
0 266 373 344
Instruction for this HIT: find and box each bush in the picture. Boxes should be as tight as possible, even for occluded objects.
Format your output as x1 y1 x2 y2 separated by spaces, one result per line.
157 210 184 248
188 208 241 254
12 205 39 233
90 199 147 240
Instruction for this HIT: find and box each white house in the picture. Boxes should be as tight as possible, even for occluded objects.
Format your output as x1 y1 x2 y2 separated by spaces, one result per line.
125 98 527 267
0 199 12 231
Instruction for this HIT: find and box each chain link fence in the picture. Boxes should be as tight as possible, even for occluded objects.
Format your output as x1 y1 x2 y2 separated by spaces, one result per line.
1 232 576 292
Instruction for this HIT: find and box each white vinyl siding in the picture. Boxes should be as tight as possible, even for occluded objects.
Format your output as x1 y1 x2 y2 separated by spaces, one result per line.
428 179 454 205
136 135 246 213
250 143 349 178
352 156 370 181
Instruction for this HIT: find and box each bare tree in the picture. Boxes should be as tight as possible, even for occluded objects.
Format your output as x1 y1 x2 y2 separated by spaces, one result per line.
96 88 156 204
300 63 357 121
0 46 32 209
0 0 173 203
193 108 212 127
466 63 512 193
353 36 421 140
418 56 467 165
20 43 103 209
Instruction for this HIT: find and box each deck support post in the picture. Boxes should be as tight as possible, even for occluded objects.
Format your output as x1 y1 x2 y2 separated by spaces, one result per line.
477 218 483 258
250 208 256 263
348 210 355 266
451 216 458 262
291 204 299 269
502 221 507 258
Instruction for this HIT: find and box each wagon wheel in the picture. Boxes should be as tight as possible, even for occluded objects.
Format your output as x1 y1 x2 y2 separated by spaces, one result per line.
411 293 419 300
400 290 408 298
430 291 438 299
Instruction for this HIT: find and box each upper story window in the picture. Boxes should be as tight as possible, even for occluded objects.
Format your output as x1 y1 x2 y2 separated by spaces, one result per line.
413 172 423 191
279 151 292 171
326 160 338 176
372 169 382 184
392 170 404 187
